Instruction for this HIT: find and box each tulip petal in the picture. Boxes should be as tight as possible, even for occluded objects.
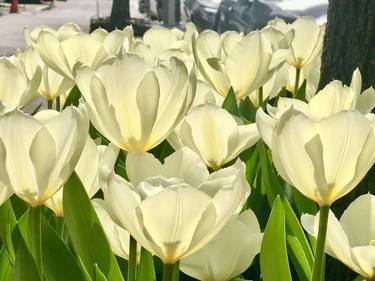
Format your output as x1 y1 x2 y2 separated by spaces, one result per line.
256 108 277 147
137 185 212 263
126 152 163 187
340 194 375 247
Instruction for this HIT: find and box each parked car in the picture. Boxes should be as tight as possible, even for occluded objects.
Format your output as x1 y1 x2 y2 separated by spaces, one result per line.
183 0 328 32
183 0 222 30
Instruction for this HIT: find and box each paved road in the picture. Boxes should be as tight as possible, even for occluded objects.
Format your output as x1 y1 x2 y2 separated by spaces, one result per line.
0 0 114 55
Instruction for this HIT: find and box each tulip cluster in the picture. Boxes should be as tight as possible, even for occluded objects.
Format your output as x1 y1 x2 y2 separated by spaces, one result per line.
0 17 373 281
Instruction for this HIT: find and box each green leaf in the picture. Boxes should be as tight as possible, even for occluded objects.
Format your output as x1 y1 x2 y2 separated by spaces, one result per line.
94 264 108 281
63 85 81 109
260 196 292 281
41 216 84 281
137 248 156 281
0 246 13 281
13 240 41 281
0 200 17 265
222 87 239 116
283 197 314 281
63 173 124 281
239 96 257 122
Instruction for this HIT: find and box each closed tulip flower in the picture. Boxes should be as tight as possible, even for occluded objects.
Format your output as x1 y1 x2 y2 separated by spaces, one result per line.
37 28 127 80
0 105 89 206
76 54 195 153
45 137 119 216
0 56 41 115
168 103 259 170
181 209 263 281
302 194 375 280
263 108 375 207
102 148 249 264
193 30 275 100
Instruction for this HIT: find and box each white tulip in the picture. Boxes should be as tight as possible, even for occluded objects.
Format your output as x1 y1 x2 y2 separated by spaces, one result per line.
24 23 81 47
102 148 250 264
302 194 375 280
37 28 127 80
269 17 325 69
76 54 195 153
17 47 74 101
181 209 263 281
262 108 375 206
45 137 119 216
168 103 259 169
0 56 41 115
193 29 276 100
0 106 89 206
257 68 375 147
92 199 141 261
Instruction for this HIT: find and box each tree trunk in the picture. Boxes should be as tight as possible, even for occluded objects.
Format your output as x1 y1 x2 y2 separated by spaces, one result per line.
110 0 130 24
319 1 375 280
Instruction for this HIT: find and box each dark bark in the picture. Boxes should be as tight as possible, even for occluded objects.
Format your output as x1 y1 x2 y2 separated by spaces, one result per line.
319 0 375 89
110 0 131 24
319 1 375 280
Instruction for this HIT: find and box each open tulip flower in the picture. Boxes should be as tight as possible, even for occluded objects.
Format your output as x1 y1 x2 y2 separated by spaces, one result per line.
0 56 41 115
259 107 375 207
45 137 119 216
16 47 74 102
193 29 276 100
302 194 375 281
76 53 195 153
168 103 260 170
269 17 324 70
0 105 88 206
24 23 81 47
181 209 263 281
257 68 375 148
100 148 249 264
37 28 128 80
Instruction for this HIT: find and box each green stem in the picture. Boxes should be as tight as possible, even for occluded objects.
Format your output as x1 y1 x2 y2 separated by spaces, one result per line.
56 96 61 111
294 67 301 97
55 216 65 238
47 100 53 110
311 205 330 281
127 236 137 281
258 86 264 109
162 261 179 281
29 206 43 278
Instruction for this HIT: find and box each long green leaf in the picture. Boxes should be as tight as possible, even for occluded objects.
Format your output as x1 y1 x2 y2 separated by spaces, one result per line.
13 240 41 281
63 173 124 281
41 216 84 281
0 200 16 265
94 264 108 281
137 248 156 281
0 247 12 281
260 196 292 281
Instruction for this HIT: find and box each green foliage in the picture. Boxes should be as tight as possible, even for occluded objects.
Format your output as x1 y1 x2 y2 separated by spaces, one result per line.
222 87 239 116
260 196 292 281
63 85 81 109
13 240 41 281
63 173 124 281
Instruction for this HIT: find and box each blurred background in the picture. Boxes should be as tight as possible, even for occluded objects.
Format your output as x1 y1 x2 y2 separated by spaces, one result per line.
0 0 328 55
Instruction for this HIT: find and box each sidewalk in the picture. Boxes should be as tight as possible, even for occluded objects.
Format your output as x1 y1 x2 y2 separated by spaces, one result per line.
0 0 113 55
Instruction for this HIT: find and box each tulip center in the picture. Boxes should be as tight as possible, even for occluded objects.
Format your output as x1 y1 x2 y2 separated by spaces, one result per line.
370 240 375 246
